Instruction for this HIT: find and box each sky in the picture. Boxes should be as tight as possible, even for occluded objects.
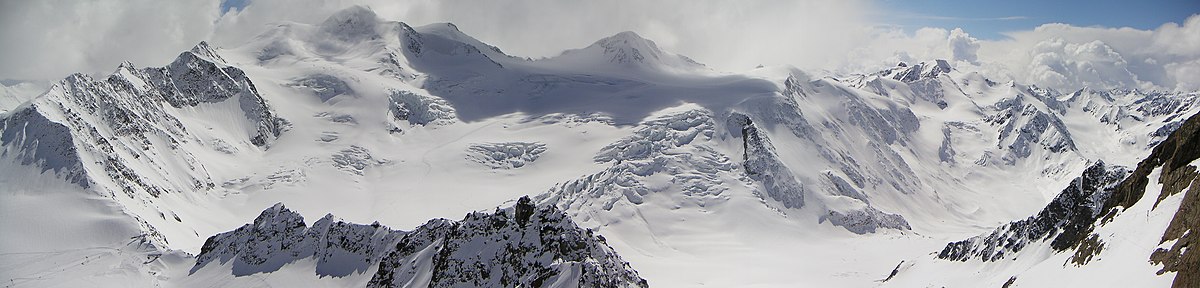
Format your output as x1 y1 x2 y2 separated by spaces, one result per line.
1 0 1198 93
876 0 1200 39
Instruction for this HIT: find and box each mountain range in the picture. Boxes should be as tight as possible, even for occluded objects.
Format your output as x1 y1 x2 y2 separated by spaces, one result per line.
1 6 1197 287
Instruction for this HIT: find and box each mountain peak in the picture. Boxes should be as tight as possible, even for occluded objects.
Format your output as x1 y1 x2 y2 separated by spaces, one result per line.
591 31 665 65
319 5 381 41
547 30 705 73
188 41 226 63
879 59 952 82
605 31 650 43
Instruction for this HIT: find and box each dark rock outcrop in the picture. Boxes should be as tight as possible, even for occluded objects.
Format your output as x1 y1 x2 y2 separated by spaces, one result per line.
368 196 647 288
193 197 647 288
938 162 1129 261
939 110 1200 287
192 203 405 277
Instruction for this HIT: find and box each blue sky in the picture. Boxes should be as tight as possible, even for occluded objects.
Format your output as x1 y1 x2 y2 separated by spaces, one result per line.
876 0 1200 39
220 0 249 12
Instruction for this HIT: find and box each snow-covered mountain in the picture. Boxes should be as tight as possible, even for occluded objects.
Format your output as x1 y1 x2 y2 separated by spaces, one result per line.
190 197 645 287
884 105 1200 287
2 5 1197 287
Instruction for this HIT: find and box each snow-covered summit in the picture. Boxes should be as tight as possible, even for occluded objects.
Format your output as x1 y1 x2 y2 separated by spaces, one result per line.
189 41 227 64
4 5 1200 287
318 5 383 42
413 22 516 63
1 42 286 246
544 31 706 74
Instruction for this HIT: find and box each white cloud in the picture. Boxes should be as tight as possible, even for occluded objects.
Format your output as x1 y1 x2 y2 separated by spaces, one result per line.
211 0 876 72
0 0 220 80
974 15 1200 92
948 28 980 63
834 13 1200 93
0 1 1197 93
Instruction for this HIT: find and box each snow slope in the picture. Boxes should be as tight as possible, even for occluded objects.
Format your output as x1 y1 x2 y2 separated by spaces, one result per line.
884 101 1200 287
2 5 1198 287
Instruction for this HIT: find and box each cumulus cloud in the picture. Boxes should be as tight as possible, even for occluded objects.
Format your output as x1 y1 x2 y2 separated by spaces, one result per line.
947 28 980 63
0 0 220 80
835 13 1200 93
832 26 980 74
0 0 1197 94
1015 39 1142 91
1165 59 1200 91
976 14 1200 92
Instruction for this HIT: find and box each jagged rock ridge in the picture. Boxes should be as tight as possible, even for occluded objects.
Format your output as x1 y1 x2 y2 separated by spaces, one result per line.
192 203 405 277
193 198 647 288
937 109 1200 287
0 42 286 198
938 161 1129 261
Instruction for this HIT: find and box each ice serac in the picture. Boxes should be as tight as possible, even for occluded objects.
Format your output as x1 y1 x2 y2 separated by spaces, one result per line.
540 108 733 214
386 89 456 133
368 197 647 288
465 142 547 169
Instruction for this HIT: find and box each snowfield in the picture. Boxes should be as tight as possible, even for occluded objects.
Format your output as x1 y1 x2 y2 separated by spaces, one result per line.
2 6 1198 288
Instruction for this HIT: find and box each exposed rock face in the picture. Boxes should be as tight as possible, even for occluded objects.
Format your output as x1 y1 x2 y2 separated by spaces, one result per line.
730 112 806 209
938 109 1200 286
1131 112 1200 288
0 42 286 198
192 203 406 277
938 162 1130 261
0 108 87 186
879 60 952 83
984 95 1076 161
731 112 911 233
824 207 913 235
194 198 647 288
368 197 647 288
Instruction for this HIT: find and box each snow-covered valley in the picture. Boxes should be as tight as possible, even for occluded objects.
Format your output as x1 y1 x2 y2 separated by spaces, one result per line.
2 5 1198 288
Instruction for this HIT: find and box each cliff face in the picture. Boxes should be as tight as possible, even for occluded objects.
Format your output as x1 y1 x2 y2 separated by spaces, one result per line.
368 197 647 288
193 197 648 288
938 109 1200 286
938 162 1129 261
1139 112 1200 288
192 203 405 277
0 42 286 198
